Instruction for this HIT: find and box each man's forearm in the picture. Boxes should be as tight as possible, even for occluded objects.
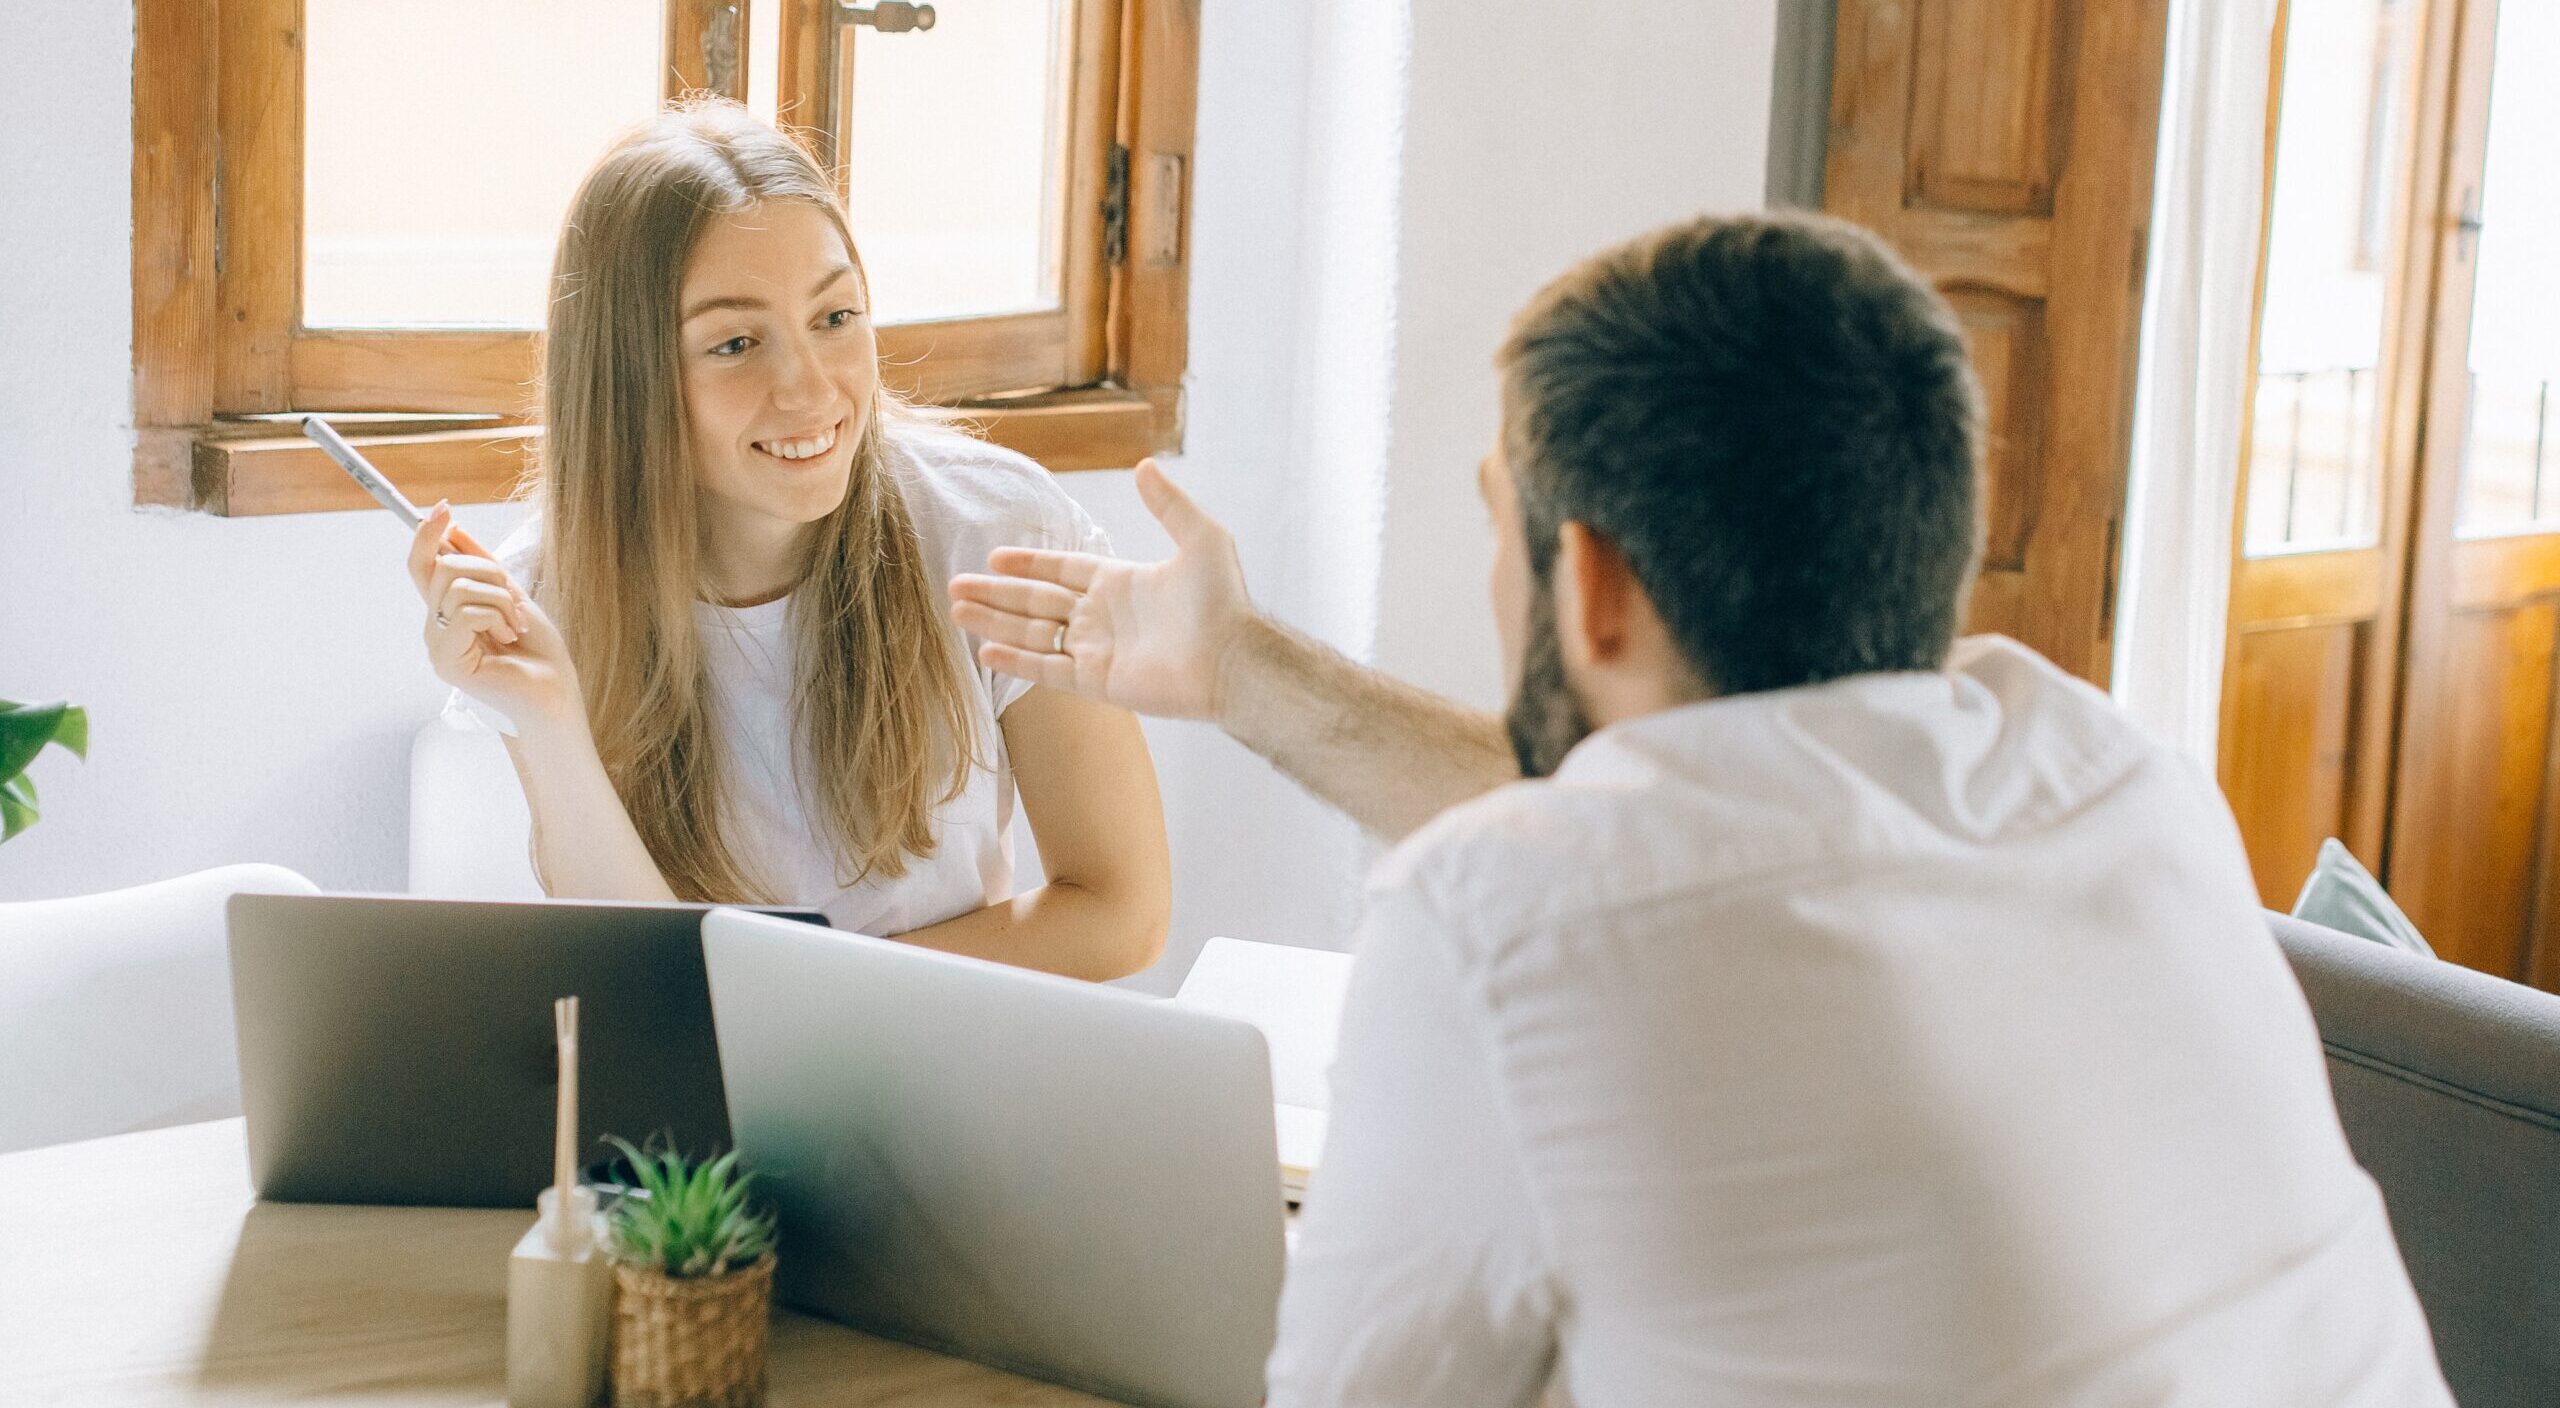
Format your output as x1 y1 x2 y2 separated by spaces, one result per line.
1215 616 1518 843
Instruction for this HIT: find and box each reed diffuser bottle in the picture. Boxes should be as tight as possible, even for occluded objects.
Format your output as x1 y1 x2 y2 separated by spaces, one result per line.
507 997 616 1408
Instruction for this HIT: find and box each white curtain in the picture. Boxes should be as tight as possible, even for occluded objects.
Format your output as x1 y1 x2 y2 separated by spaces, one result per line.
2111 0 2281 762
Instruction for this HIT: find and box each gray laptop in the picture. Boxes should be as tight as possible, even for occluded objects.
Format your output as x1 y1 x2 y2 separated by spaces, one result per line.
227 893 825 1207
702 907 1287 1408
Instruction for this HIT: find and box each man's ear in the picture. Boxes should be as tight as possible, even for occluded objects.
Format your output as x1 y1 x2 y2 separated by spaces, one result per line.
1555 520 1634 670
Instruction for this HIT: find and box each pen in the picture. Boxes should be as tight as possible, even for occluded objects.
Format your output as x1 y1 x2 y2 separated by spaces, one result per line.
300 413 500 558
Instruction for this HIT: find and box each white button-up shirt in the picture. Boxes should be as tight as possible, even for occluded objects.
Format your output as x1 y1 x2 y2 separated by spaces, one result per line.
1266 637 2451 1407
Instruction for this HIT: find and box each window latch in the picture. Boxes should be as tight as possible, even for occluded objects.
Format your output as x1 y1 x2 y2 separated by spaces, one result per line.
2454 185 2485 263
1103 143 1129 266
842 2 936 33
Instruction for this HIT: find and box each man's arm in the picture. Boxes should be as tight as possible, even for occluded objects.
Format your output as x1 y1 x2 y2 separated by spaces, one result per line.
948 459 1517 842
1215 613 1516 842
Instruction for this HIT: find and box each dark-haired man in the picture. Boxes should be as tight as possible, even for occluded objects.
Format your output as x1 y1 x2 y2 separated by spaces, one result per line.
950 214 2449 1405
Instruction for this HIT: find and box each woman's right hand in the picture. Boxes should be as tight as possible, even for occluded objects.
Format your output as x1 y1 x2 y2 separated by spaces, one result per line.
407 502 582 734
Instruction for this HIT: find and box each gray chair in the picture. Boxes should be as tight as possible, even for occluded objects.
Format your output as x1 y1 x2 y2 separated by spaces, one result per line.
2271 912 2560 1407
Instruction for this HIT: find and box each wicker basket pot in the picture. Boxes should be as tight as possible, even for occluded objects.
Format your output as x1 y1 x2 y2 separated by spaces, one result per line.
610 1255 774 1408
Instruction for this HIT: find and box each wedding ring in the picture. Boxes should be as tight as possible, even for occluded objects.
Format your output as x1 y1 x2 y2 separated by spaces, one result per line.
1051 623 1068 654
434 610 452 628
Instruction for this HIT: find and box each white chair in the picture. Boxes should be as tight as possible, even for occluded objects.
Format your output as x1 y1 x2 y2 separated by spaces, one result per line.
408 707 541 897
0 862 319 1154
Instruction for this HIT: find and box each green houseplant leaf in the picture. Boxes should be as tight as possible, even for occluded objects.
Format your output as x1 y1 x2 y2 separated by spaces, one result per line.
0 700 86 842
603 1136 777 1279
0 775 34 842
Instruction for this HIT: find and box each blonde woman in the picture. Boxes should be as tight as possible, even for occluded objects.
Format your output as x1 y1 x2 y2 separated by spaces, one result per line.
406 103 1170 981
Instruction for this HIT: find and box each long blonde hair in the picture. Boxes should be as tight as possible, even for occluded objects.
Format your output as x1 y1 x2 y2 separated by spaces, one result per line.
536 101 978 901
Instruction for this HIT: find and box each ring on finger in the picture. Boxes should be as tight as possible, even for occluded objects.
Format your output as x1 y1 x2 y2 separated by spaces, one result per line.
1051 623 1068 655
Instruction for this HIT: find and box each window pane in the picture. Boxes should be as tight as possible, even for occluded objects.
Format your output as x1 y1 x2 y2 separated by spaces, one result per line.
844 0 1072 325
749 0 784 131
2243 0 2416 558
2455 4 2560 537
303 1 666 330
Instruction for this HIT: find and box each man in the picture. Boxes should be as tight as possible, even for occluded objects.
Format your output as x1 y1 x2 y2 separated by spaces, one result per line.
949 214 2449 1405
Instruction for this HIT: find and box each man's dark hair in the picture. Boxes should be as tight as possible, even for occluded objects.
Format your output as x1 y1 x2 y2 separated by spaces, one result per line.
1498 212 1984 696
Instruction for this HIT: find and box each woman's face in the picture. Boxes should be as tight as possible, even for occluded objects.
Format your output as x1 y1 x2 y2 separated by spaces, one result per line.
676 200 881 544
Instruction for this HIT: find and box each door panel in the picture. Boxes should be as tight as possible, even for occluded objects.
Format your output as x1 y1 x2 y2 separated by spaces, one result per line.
1827 0 2168 683
1947 288 2050 577
2395 602 2552 980
2223 621 2366 906
1906 0 2062 217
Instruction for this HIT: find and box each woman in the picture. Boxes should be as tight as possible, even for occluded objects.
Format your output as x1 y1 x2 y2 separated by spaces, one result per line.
409 102 1169 981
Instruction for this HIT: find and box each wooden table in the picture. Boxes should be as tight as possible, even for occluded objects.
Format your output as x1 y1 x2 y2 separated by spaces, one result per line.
0 1119 1120 1406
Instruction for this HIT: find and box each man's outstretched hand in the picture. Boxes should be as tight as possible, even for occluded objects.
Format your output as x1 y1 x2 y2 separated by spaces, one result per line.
950 458 1257 722
960 457 1518 839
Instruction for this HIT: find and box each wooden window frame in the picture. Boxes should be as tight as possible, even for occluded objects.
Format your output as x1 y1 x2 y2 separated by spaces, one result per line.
133 0 1198 516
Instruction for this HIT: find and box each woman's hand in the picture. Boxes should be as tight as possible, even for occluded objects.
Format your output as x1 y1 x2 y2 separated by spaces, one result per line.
407 503 581 734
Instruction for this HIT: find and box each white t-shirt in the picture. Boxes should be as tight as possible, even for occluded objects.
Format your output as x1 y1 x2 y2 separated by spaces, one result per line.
469 423 1110 936
1267 636 2452 1408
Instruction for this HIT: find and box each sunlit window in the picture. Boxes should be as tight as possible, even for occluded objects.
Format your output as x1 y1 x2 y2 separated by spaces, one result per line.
305 0 1076 332
845 0 1071 325
303 0 663 330
2243 0 2415 557
2453 3 2560 537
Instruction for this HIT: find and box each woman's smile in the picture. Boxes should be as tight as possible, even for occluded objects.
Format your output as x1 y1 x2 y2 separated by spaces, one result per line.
752 417 844 464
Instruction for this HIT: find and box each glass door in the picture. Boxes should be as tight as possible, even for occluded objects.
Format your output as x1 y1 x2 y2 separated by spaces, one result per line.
2219 0 2429 906
2388 0 2560 985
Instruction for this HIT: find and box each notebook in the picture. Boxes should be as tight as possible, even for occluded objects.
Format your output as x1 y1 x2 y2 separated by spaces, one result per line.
1172 937 1355 1199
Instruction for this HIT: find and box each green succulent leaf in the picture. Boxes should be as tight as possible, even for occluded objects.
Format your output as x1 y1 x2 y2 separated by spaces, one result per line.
602 1134 775 1280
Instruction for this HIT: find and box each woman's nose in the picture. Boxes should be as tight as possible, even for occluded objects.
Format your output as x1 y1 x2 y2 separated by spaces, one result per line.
768 335 831 412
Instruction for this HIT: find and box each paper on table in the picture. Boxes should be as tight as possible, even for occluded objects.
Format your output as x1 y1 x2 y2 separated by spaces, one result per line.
1173 937 1353 1110
1273 1105 1327 1201
1172 937 1355 1198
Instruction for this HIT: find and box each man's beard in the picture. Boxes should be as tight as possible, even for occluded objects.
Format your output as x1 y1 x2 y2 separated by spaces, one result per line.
1504 583 1593 779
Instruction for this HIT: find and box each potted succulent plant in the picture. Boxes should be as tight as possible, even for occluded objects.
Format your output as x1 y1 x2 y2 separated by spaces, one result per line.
0 699 87 842
603 1138 778 1408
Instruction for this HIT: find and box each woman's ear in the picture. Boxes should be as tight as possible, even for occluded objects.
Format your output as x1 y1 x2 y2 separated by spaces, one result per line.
1555 520 1634 671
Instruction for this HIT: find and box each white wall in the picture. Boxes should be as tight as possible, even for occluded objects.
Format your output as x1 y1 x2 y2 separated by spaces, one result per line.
0 3 499 904
0 3 1774 992
1371 1 1778 704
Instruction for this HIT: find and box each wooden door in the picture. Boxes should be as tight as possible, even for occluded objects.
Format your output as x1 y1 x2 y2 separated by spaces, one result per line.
1824 0 2171 684
2219 0 2446 907
2387 0 2560 986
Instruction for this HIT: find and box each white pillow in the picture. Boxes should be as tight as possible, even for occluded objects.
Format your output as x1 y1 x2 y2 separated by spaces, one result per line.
2291 838 2434 958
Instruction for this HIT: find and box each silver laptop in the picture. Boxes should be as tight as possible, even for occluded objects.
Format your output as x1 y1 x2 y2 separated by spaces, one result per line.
227 893 824 1207
702 907 1286 1408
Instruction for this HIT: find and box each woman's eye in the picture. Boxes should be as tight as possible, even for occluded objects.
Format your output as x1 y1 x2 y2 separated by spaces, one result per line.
710 336 753 357
822 308 864 330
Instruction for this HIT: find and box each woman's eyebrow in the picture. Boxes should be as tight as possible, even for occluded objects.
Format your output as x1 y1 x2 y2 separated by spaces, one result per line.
681 264 858 322
809 263 855 301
